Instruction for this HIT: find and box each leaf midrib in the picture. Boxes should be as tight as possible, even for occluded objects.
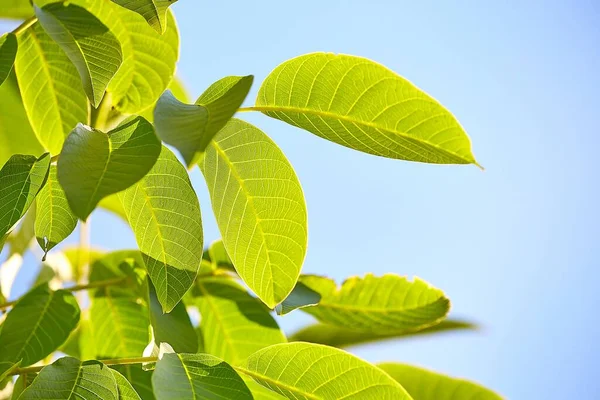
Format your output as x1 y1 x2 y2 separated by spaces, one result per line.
249 105 475 165
235 366 320 400
314 295 448 314
14 289 54 363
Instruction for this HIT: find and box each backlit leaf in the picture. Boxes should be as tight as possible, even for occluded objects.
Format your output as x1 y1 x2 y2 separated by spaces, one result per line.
0 284 80 367
152 353 252 400
290 319 477 348
275 281 321 316
111 0 178 34
191 277 286 365
35 165 78 257
34 2 123 107
0 0 33 19
244 378 285 400
241 342 411 400
58 116 161 220
14 22 88 154
377 363 503 400
98 194 128 221
299 274 450 332
139 76 190 123
0 153 50 242
255 53 479 166
112 368 143 400
154 75 253 166
0 33 17 87
200 118 307 308
20 357 118 400
112 365 155 400
119 145 203 313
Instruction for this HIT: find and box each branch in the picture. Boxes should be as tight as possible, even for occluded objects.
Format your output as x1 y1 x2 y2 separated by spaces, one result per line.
12 16 38 36
10 356 159 376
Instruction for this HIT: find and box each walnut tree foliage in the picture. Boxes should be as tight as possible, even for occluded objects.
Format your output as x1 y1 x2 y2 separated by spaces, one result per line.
0 1 502 399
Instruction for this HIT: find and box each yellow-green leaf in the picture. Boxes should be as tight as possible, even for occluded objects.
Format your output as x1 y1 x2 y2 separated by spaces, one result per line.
0 33 17 87
111 0 178 34
199 119 307 308
255 53 479 166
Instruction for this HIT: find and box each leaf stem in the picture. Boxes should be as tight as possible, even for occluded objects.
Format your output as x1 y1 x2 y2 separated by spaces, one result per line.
0 277 127 311
9 356 158 376
12 16 38 36
237 106 261 113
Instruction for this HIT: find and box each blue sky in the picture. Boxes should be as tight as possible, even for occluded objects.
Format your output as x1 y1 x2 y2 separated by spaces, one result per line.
3 1 600 398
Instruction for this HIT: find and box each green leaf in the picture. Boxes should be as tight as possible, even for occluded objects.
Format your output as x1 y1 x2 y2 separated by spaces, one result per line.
0 153 50 242
0 284 80 367
14 22 88 155
20 357 119 400
241 342 412 400
112 369 143 400
0 71 45 167
191 278 286 365
154 75 253 166
200 118 307 308
139 76 190 123
6 205 36 257
58 116 161 220
112 365 155 400
0 360 20 382
244 377 286 400
0 0 33 19
289 319 477 348
275 281 321 315
98 194 128 221
0 33 17 87
152 353 252 400
149 282 198 353
206 239 234 270
35 165 78 257
299 274 450 332
119 145 203 313
10 371 33 400
255 52 479 166
111 0 178 34
377 363 503 400
34 2 123 107
63 246 105 282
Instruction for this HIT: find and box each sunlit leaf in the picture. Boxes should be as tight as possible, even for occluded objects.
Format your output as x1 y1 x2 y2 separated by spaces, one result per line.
139 76 190 123
0 284 80 367
275 281 320 315
35 165 78 257
63 246 105 283
98 194 128 221
14 22 88 154
290 319 477 348
378 363 503 400
112 365 155 400
241 342 411 399
153 353 252 400
244 377 285 400
20 357 118 400
112 368 143 400
205 239 234 270
149 282 198 353
58 116 161 220
154 75 253 166
119 145 203 313
111 0 178 34
0 153 50 242
0 0 33 19
200 118 307 308
255 52 479 166
0 33 17 87
191 277 286 365
299 274 450 332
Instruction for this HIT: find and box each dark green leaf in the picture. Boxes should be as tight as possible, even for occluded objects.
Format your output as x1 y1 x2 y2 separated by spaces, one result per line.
119 145 203 313
200 119 307 308
112 369 143 400
34 3 123 107
58 116 161 220
0 153 50 247
154 75 253 166
274 281 320 315
0 33 17 87
289 319 477 348
152 353 252 400
20 357 118 400
0 284 80 367
35 165 78 257
111 0 179 34
378 363 503 400
112 365 155 400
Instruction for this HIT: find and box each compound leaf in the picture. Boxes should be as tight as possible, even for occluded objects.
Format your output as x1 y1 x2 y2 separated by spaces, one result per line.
0 284 80 367
191 278 286 365
241 342 411 400
35 165 78 257
199 119 307 308
14 21 88 155
154 75 253 166
20 357 118 400
0 33 17 87
111 0 178 34
0 153 50 242
299 274 450 332
119 145 203 313
377 363 503 400
152 353 252 400
58 116 161 220
256 53 479 166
